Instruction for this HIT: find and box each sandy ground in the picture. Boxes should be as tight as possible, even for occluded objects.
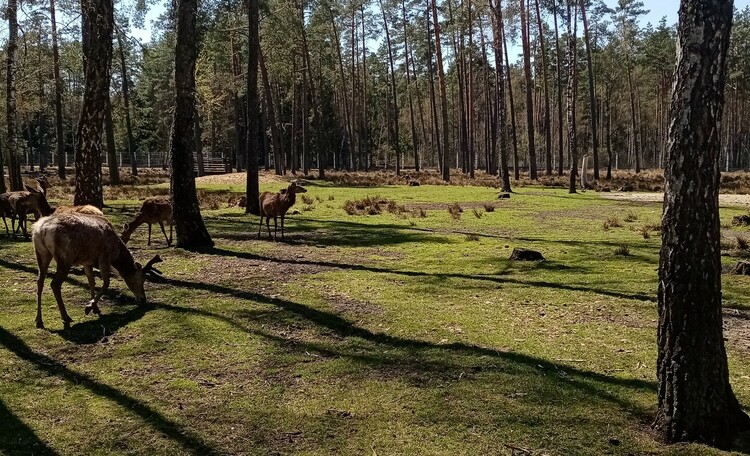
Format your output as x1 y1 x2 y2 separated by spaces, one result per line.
602 192 750 207
195 172 290 186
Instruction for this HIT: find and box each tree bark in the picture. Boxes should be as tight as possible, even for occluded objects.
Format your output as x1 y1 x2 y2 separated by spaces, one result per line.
519 0 537 179
6 0 23 191
380 0 402 175
500 12 519 180
170 0 213 248
534 0 552 176
258 47 283 175
431 0 450 181
553 0 564 176
566 0 578 194
74 0 113 207
654 0 750 448
490 0 511 192
403 0 419 172
579 0 598 179
51 0 66 179
245 0 261 215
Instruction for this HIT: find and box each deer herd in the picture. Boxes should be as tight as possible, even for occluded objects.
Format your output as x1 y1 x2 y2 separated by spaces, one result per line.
1 175 307 330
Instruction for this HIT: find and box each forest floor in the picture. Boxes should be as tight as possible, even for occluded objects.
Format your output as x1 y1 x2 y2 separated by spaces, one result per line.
2 170 750 455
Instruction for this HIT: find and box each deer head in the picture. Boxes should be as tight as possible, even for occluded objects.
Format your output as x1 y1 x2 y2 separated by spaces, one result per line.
120 255 162 304
287 180 308 194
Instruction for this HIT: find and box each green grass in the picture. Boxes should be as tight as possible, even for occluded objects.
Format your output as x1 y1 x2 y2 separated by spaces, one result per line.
1 182 750 455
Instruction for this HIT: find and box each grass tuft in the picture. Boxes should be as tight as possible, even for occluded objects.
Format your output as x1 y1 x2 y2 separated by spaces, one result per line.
613 245 631 256
472 208 483 219
465 233 480 242
603 216 623 230
448 203 463 220
624 211 638 222
483 204 495 212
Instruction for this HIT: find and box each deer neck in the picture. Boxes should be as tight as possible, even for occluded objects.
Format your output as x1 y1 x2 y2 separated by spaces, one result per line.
111 241 137 275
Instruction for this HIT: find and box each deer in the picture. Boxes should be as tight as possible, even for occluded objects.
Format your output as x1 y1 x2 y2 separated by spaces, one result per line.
258 180 307 241
121 196 173 247
32 212 162 329
8 186 54 238
54 205 104 216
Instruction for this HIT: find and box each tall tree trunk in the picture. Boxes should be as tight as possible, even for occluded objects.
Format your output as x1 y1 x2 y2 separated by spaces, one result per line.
328 6 353 170
379 0 402 176
74 0 113 207
654 0 750 447
195 110 205 177
6 0 22 191
431 0 450 181
519 0 537 179
490 0 511 192
426 5 442 173
467 0 476 177
117 32 137 175
246 0 261 215
500 13 519 180
170 0 213 248
566 0 578 194
605 84 612 180
403 0 419 172
51 0 66 180
259 47 283 175
553 0 564 176
579 0 598 179
625 55 640 172
230 33 246 172
105 97 120 184
534 0 552 176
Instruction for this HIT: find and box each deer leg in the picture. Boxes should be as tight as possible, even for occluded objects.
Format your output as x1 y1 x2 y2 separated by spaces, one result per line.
257 214 264 239
281 216 285 241
266 216 272 240
83 266 96 300
35 251 51 329
158 221 169 246
147 224 152 246
273 217 278 242
168 222 173 246
85 263 109 316
50 264 73 329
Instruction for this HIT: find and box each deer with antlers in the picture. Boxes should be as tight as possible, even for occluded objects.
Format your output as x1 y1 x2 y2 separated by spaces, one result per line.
32 212 162 329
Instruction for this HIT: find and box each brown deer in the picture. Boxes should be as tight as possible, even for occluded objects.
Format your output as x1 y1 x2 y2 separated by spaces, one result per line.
258 181 307 241
121 196 173 246
32 212 162 329
8 186 54 238
0 193 12 234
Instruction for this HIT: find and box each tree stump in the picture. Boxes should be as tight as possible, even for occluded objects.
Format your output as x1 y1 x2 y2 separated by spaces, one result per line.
731 261 750 275
509 248 545 261
498 193 511 199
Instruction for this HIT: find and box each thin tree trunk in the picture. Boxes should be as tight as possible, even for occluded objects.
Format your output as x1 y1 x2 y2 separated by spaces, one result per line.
403 0 419 171
259 47 283 175
579 0 598 179
553 0 564 176
51 0 66 180
328 6 353 170
500 13 519 180
116 32 137 175
534 0 552 176
431 0 450 181
519 0 537 179
490 0 511 192
426 5 442 172
246 0 261 215
6 0 23 191
655 0 750 447
566 0 578 194
379 0 402 175
170 0 213 247
74 0 113 207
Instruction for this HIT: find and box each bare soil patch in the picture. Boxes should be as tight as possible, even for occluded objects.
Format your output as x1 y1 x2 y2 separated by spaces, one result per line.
602 192 750 207
724 309 750 354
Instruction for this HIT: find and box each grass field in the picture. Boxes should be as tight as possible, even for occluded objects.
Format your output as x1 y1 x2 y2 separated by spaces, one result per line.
1 174 750 455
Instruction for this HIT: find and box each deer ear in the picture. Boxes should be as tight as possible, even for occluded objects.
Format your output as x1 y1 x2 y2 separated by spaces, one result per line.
25 185 39 193
144 255 163 273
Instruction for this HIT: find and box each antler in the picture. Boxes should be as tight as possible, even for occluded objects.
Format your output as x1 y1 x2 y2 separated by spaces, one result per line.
143 255 163 273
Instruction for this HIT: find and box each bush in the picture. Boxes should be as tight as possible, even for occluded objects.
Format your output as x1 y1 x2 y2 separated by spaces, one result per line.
603 216 622 230
472 208 483 219
301 194 314 205
448 204 463 220
613 245 631 256
624 211 638 222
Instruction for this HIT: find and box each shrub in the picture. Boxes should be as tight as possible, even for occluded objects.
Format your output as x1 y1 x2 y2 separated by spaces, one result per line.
472 208 483 219
448 204 463 220
613 245 631 256
624 211 638 222
301 194 314 205
603 216 622 230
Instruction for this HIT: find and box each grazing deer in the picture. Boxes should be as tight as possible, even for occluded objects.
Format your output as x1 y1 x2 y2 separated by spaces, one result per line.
8 186 54 238
121 196 173 247
32 213 162 329
258 181 307 241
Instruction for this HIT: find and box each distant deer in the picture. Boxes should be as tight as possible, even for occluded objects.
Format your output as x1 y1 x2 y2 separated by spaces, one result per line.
32 212 162 329
121 196 173 246
258 181 307 241
0 193 13 234
8 186 54 238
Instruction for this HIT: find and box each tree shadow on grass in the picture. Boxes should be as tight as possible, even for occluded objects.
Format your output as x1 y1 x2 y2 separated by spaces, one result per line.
146 275 657 425
0 326 218 455
200 247 657 302
0 397 58 455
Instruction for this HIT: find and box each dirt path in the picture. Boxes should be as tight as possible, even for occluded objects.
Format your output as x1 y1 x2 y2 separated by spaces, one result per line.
602 192 750 207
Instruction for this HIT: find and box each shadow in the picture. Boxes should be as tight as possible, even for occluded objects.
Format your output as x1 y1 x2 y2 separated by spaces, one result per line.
0 326 218 455
199 247 657 302
143 275 656 423
0 398 58 455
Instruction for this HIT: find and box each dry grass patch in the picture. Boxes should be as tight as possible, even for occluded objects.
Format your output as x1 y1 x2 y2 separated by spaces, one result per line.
448 203 463 220
603 216 622 230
